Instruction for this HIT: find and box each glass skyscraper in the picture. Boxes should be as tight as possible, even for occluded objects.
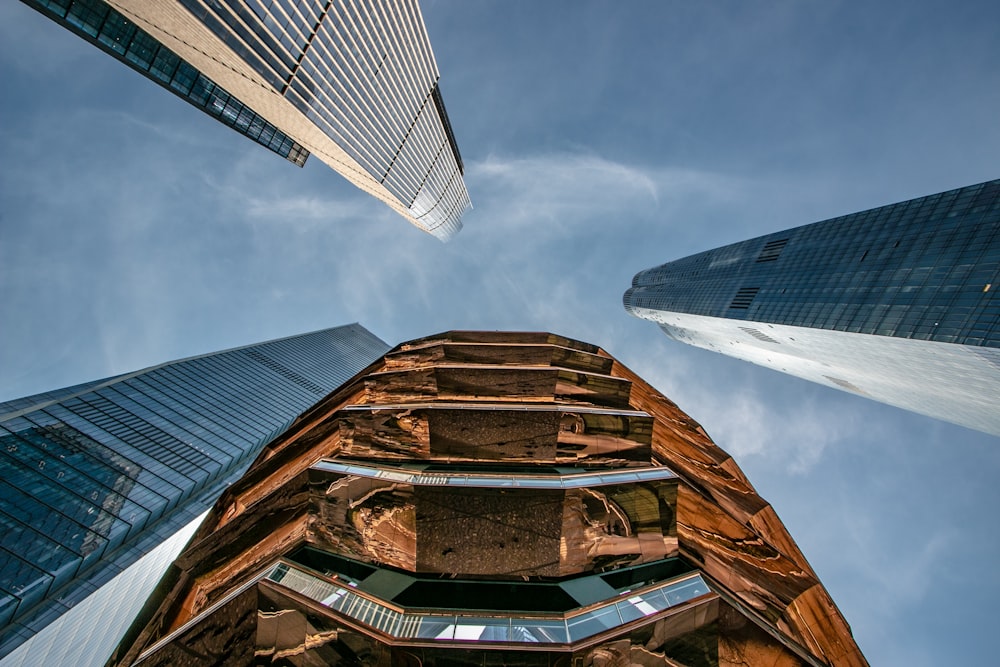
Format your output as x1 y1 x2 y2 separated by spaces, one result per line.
22 0 471 240
624 179 1000 435
0 324 389 665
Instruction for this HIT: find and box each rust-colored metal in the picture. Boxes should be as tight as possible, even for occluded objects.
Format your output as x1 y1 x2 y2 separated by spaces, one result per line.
111 332 866 667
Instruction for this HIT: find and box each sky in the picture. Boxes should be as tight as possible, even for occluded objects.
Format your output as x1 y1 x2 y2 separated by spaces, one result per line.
1 1 998 664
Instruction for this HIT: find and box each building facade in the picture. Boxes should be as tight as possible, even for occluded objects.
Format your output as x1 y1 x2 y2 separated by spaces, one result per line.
22 0 471 240
0 324 390 665
112 331 867 666
624 179 1000 436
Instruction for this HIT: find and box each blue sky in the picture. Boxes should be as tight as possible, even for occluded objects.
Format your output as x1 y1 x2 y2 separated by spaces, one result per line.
1 1 999 664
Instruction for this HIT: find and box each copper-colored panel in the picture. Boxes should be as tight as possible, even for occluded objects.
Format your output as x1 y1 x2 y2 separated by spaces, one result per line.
256 584 387 666
382 342 448 369
363 367 438 404
718 602 806 667
396 330 601 353
553 369 633 408
338 406 652 464
429 408 561 460
365 366 632 408
560 483 679 575
434 366 561 402
389 341 614 374
676 486 816 637
573 598 810 666
389 342 556 369
338 408 431 459
574 598 807 667
785 586 869 667
557 411 652 464
550 345 615 375
214 427 344 531
113 332 865 667
312 472 417 570
127 585 259 667
415 486 564 577
176 515 309 627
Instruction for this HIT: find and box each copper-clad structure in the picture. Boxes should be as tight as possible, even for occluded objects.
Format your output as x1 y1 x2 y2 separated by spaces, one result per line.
112 332 866 666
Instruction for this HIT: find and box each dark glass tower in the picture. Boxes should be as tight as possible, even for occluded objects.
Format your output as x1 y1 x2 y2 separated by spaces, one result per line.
0 324 389 665
624 179 1000 435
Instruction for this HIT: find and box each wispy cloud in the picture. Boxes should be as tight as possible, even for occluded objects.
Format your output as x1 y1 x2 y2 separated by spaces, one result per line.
474 151 662 208
244 195 367 223
632 339 867 475
468 151 739 231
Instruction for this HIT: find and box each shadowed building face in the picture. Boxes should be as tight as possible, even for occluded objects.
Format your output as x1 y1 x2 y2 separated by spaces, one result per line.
112 331 867 667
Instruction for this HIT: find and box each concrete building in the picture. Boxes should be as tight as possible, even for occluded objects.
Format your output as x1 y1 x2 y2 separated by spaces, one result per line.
21 0 471 239
624 179 1000 435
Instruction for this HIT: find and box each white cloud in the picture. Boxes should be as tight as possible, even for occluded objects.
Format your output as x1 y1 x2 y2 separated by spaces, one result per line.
467 152 740 234
244 195 365 223
632 339 868 475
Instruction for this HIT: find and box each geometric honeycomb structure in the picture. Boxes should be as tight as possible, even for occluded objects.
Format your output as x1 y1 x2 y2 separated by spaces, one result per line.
111 332 867 666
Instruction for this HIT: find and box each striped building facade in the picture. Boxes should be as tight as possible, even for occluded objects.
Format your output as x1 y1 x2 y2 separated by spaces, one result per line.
0 325 389 665
24 0 471 239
